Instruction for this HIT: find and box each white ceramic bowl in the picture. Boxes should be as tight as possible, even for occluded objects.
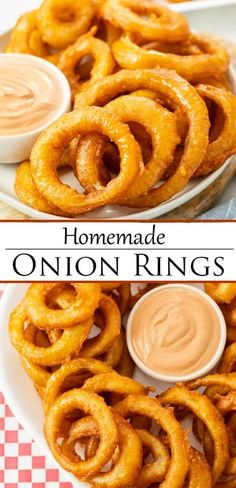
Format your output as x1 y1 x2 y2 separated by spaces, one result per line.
126 283 227 383
0 53 71 163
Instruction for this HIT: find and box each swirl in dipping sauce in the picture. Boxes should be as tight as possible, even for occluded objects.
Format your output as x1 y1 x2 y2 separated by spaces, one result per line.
130 286 221 376
0 56 64 135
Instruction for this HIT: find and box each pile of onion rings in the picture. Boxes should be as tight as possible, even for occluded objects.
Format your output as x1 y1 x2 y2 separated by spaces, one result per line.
5 0 236 217
9 281 236 487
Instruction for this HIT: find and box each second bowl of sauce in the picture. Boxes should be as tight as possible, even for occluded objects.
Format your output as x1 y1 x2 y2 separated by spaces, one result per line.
127 284 226 382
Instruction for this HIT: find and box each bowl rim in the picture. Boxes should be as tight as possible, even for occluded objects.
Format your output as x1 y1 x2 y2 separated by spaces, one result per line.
126 283 227 382
0 52 71 140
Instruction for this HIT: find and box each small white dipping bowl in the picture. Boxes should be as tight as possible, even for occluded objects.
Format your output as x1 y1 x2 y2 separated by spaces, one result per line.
126 284 227 383
0 53 71 163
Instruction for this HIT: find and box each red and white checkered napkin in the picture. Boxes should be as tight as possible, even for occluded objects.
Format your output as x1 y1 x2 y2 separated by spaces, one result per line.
0 393 73 488
0 286 73 488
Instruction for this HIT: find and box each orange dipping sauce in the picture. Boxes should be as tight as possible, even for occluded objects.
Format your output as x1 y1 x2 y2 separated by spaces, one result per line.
130 285 222 378
0 56 63 135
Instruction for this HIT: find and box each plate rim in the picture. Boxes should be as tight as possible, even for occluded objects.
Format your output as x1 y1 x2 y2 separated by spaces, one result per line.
0 159 231 220
0 283 88 487
171 0 236 13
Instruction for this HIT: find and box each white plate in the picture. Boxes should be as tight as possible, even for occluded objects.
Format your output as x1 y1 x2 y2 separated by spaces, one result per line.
0 31 233 220
171 0 236 13
0 283 202 486
0 159 230 220
0 284 85 487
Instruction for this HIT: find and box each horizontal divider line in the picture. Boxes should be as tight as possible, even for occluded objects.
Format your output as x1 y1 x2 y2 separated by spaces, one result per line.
5 248 234 252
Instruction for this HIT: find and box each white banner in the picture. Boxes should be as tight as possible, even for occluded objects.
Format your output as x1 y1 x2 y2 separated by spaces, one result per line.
0 221 235 282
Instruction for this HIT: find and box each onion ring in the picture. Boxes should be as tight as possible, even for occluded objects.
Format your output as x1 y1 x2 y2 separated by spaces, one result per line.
100 334 124 368
5 10 49 57
76 95 179 202
204 283 236 304
75 69 209 206
14 161 70 217
110 283 131 316
58 28 115 94
9 300 92 366
96 18 122 46
80 294 121 357
114 329 135 378
21 357 51 387
159 385 229 482
30 106 143 214
44 389 118 479
212 393 236 477
135 429 170 486
46 284 77 309
194 84 236 176
25 283 101 329
43 358 112 413
37 0 96 49
188 373 236 393
112 33 229 82
221 299 236 328
67 413 143 488
218 344 236 373
113 394 190 488
215 391 236 416
100 0 189 42
189 372 236 460
81 371 148 398
227 326 236 344
186 448 212 488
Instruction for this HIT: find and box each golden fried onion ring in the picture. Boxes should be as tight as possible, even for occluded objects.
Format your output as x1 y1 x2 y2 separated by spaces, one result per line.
188 372 236 394
58 28 115 94
111 283 131 317
101 334 124 368
136 429 170 486
76 95 179 202
221 298 236 328
14 161 71 217
21 356 51 387
80 294 121 357
25 283 101 329
111 33 229 83
186 448 212 488
218 344 236 374
43 358 112 413
5 10 49 57
204 283 236 304
113 394 190 488
195 84 236 176
215 391 236 416
115 329 135 378
159 385 229 482
37 0 96 49
9 301 92 366
45 389 118 479
67 413 143 487
100 0 189 42
75 69 209 207
81 371 148 398
30 106 143 214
